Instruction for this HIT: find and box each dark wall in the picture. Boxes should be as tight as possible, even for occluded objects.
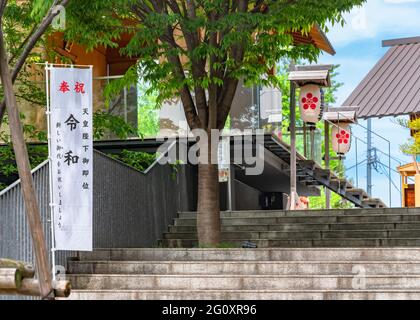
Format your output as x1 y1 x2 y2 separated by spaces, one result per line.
92 153 192 248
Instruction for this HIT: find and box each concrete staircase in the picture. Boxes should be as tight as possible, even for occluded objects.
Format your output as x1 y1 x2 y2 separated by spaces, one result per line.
160 208 420 248
66 248 420 300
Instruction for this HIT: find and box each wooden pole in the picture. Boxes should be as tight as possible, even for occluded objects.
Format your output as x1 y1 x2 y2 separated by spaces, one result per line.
0 259 35 278
0 28 53 299
310 125 315 161
289 80 297 210
0 279 70 298
324 121 331 209
0 268 23 290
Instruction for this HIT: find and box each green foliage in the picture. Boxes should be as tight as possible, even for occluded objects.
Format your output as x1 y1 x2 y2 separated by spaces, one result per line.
110 149 182 180
0 113 48 143
0 0 49 108
64 0 127 50
0 111 136 191
72 0 366 130
0 144 48 191
397 118 420 156
111 150 157 172
27 145 49 168
118 0 362 104
137 80 160 137
93 111 137 140
309 188 354 210
169 159 184 180
1 112 136 143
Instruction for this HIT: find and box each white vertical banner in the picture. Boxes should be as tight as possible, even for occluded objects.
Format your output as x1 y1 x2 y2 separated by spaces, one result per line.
49 66 93 251
218 136 230 183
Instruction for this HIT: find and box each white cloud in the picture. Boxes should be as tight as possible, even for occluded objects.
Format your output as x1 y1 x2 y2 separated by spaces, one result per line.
326 0 420 47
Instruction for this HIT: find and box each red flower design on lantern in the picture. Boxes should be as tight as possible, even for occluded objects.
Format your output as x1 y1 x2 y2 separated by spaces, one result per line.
336 129 350 145
301 92 319 110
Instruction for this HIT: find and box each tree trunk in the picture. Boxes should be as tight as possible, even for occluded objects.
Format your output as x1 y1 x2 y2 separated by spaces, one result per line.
196 163 221 246
0 27 53 299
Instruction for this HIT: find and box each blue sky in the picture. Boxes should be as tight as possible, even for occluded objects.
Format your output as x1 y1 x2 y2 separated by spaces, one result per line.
317 0 420 207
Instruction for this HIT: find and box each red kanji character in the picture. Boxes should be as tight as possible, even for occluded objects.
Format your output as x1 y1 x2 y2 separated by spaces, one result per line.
59 81 70 93
74 82 85 94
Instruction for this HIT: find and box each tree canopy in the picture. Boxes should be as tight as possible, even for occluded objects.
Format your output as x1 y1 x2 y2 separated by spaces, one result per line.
61 0 365 132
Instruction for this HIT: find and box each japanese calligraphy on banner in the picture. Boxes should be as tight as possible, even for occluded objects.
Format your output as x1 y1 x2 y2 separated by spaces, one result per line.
49 66 93 251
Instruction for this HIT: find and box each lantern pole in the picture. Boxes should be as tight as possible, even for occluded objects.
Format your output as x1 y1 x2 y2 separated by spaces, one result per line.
367 118 372 196
303 123 307 158
324 120 331 209
355 136 359 187
289 79 297 210
310 125 315 161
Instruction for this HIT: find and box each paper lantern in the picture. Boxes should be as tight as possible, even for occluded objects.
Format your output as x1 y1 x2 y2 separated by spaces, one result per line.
331 123 351 155
299 84 322 124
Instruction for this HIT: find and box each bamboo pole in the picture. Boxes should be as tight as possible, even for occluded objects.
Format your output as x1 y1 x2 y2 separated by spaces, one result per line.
0 259 35 278
0 268 23 290
0 27 53 298
0 279 71 298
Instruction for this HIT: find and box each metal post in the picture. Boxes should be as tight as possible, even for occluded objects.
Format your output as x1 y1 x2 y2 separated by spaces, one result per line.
324 121 331 209
45 63 57 281
388 141 392 207
310 126 315 161
303 123 307 158
256 85 261 130
367 118 372 196
289 80 297 210
227 163 236 211
400 170 403 207
355 137 359 187
123 86 128 123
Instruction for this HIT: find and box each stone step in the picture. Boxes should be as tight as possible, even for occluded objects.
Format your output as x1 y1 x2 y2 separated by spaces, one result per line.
67 274 420 290
160 238 420 248
163 230 420 240
78 248 420 262
65 289 420 300
177 208 417 219
169 222 420 233
174 214 420 226
67 260 420 276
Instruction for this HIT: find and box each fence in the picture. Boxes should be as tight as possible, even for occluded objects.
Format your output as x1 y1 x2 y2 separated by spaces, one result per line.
0 149 192 299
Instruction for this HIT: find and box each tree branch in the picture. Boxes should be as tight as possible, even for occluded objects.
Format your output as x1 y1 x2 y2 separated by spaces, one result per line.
0 0 7 18
0 0 70 129
131 1 202 130
174 0 208 127
216 0 249 129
